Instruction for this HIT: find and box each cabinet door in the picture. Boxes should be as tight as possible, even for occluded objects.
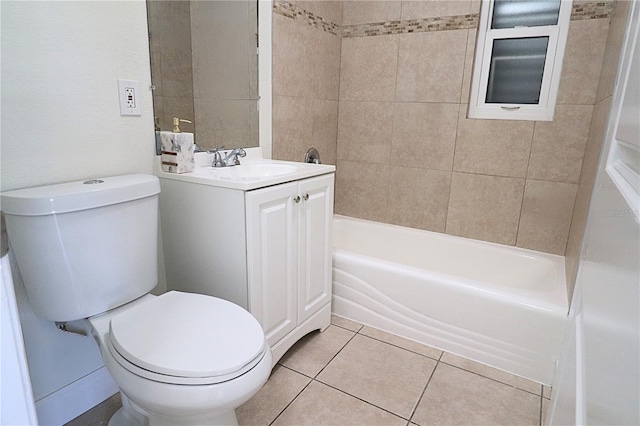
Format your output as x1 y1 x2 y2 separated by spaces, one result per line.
246 182 298 347
297 174 334 323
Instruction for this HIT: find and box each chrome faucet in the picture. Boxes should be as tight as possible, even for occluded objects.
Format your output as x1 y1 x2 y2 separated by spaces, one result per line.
211 147 246 167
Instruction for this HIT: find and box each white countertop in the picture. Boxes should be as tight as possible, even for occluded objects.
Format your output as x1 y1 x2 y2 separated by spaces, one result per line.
156 148 335 191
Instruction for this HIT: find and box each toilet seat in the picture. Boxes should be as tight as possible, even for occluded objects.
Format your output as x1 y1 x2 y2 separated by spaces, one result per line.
108 291 267 385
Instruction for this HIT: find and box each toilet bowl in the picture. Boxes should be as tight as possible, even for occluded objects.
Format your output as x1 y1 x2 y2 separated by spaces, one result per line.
90 292 272 426
0 174 272 425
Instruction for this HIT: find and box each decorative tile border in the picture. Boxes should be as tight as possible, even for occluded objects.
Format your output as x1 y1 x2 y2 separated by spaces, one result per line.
342 14 478 38
571 1 615 21
273 0 340 36
274 0 613 39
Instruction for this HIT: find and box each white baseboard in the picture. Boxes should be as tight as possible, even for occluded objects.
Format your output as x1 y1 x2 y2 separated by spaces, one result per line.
36 366 118 426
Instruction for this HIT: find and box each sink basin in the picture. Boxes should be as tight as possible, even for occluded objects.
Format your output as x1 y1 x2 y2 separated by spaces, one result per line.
204 163 301 180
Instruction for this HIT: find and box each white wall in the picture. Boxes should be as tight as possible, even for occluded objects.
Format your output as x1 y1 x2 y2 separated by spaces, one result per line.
1 0 155 422
548 2 639 423
1 1 154 190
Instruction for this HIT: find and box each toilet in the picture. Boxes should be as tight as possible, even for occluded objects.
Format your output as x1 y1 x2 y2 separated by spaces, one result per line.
1 174 272 426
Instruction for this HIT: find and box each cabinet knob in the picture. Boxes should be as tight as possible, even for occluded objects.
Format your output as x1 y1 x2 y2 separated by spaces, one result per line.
303 193 309 201
294 195 301 203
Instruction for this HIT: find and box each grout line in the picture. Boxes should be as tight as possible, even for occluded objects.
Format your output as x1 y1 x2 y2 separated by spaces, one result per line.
356 332 443 362
313 377 411 422
267 376 314 426
438 360 543 397
407 356 440 422
312 329 359 379
539 394 544 426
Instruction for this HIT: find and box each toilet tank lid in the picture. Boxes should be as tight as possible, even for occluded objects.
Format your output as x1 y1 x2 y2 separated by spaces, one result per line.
1 174 160 216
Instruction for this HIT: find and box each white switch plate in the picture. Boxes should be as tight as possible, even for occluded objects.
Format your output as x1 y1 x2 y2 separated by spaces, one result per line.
118 79 141 116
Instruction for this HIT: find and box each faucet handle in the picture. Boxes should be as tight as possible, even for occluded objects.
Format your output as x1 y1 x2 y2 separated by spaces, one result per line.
210 147 225 168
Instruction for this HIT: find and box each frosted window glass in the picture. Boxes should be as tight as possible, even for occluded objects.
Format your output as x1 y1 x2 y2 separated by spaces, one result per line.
492 0 561 29
486 37 549 104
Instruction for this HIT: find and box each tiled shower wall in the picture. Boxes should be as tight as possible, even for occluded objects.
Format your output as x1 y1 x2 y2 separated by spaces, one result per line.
272 1 616 261
272 1 342 165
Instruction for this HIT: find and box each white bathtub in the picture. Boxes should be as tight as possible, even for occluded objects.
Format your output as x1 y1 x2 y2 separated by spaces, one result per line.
332 215 568 385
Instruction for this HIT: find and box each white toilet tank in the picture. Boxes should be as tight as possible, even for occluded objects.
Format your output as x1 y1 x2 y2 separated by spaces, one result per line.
1 174 161 322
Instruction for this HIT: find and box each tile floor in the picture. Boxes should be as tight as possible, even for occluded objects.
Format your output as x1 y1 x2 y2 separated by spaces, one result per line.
67 315 551 426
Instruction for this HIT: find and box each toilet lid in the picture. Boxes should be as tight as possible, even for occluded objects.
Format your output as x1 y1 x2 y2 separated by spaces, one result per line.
109 291 266 379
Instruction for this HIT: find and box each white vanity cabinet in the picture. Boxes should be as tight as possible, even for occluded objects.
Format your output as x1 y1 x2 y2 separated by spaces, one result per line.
158 165 334 366
246 174 334 358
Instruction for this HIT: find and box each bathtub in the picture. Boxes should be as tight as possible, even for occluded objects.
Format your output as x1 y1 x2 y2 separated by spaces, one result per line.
332 215 568 385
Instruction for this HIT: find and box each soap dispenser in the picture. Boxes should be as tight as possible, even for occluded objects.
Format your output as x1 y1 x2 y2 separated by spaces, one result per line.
160 117 195 174
172 117 192 133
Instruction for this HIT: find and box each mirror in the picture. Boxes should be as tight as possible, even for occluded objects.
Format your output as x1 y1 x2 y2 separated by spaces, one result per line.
147 0 259 151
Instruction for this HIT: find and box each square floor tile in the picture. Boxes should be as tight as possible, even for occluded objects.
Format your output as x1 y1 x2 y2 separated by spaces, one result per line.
237 365 311 425
278 325 355 377
272 380 406 426
412 363 540 426
360 326 443 360
317 334 437 418
440 352 541 395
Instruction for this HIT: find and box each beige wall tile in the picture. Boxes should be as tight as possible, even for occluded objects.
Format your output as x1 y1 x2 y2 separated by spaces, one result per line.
391 102 459 171
387 166 451 232
272 381 406 426
340 35 399 101
401 0 472 20
565 97 612 297
597 0 631 102
342 0 401 26
160 50 195 99
194 99 259 150
313 29 342 100
272 95 313 162
528 104 594 183
152 95 166 131
337 101 394 164
460 29 477 104
516 180 578 255
335 160 390 222
413 363 540 426
317 334 437 418
292 1 344 25
312 99 339 165
191 1 255 100
162 96 195 134
396 30 467 102
557 18 610 105
237 365 311 426
446 172 525 245
273 14 315 98
453 107 535 178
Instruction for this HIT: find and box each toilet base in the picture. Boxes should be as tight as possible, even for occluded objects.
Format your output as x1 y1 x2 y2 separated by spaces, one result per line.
108 391 240 426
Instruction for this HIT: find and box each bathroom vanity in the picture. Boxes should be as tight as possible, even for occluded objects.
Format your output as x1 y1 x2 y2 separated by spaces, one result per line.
157 150 335 364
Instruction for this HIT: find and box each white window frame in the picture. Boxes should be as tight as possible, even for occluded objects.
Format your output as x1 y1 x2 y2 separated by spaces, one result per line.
468 0 573 121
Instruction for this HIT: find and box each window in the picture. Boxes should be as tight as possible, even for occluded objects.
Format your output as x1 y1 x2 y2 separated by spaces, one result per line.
468 0 572 121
